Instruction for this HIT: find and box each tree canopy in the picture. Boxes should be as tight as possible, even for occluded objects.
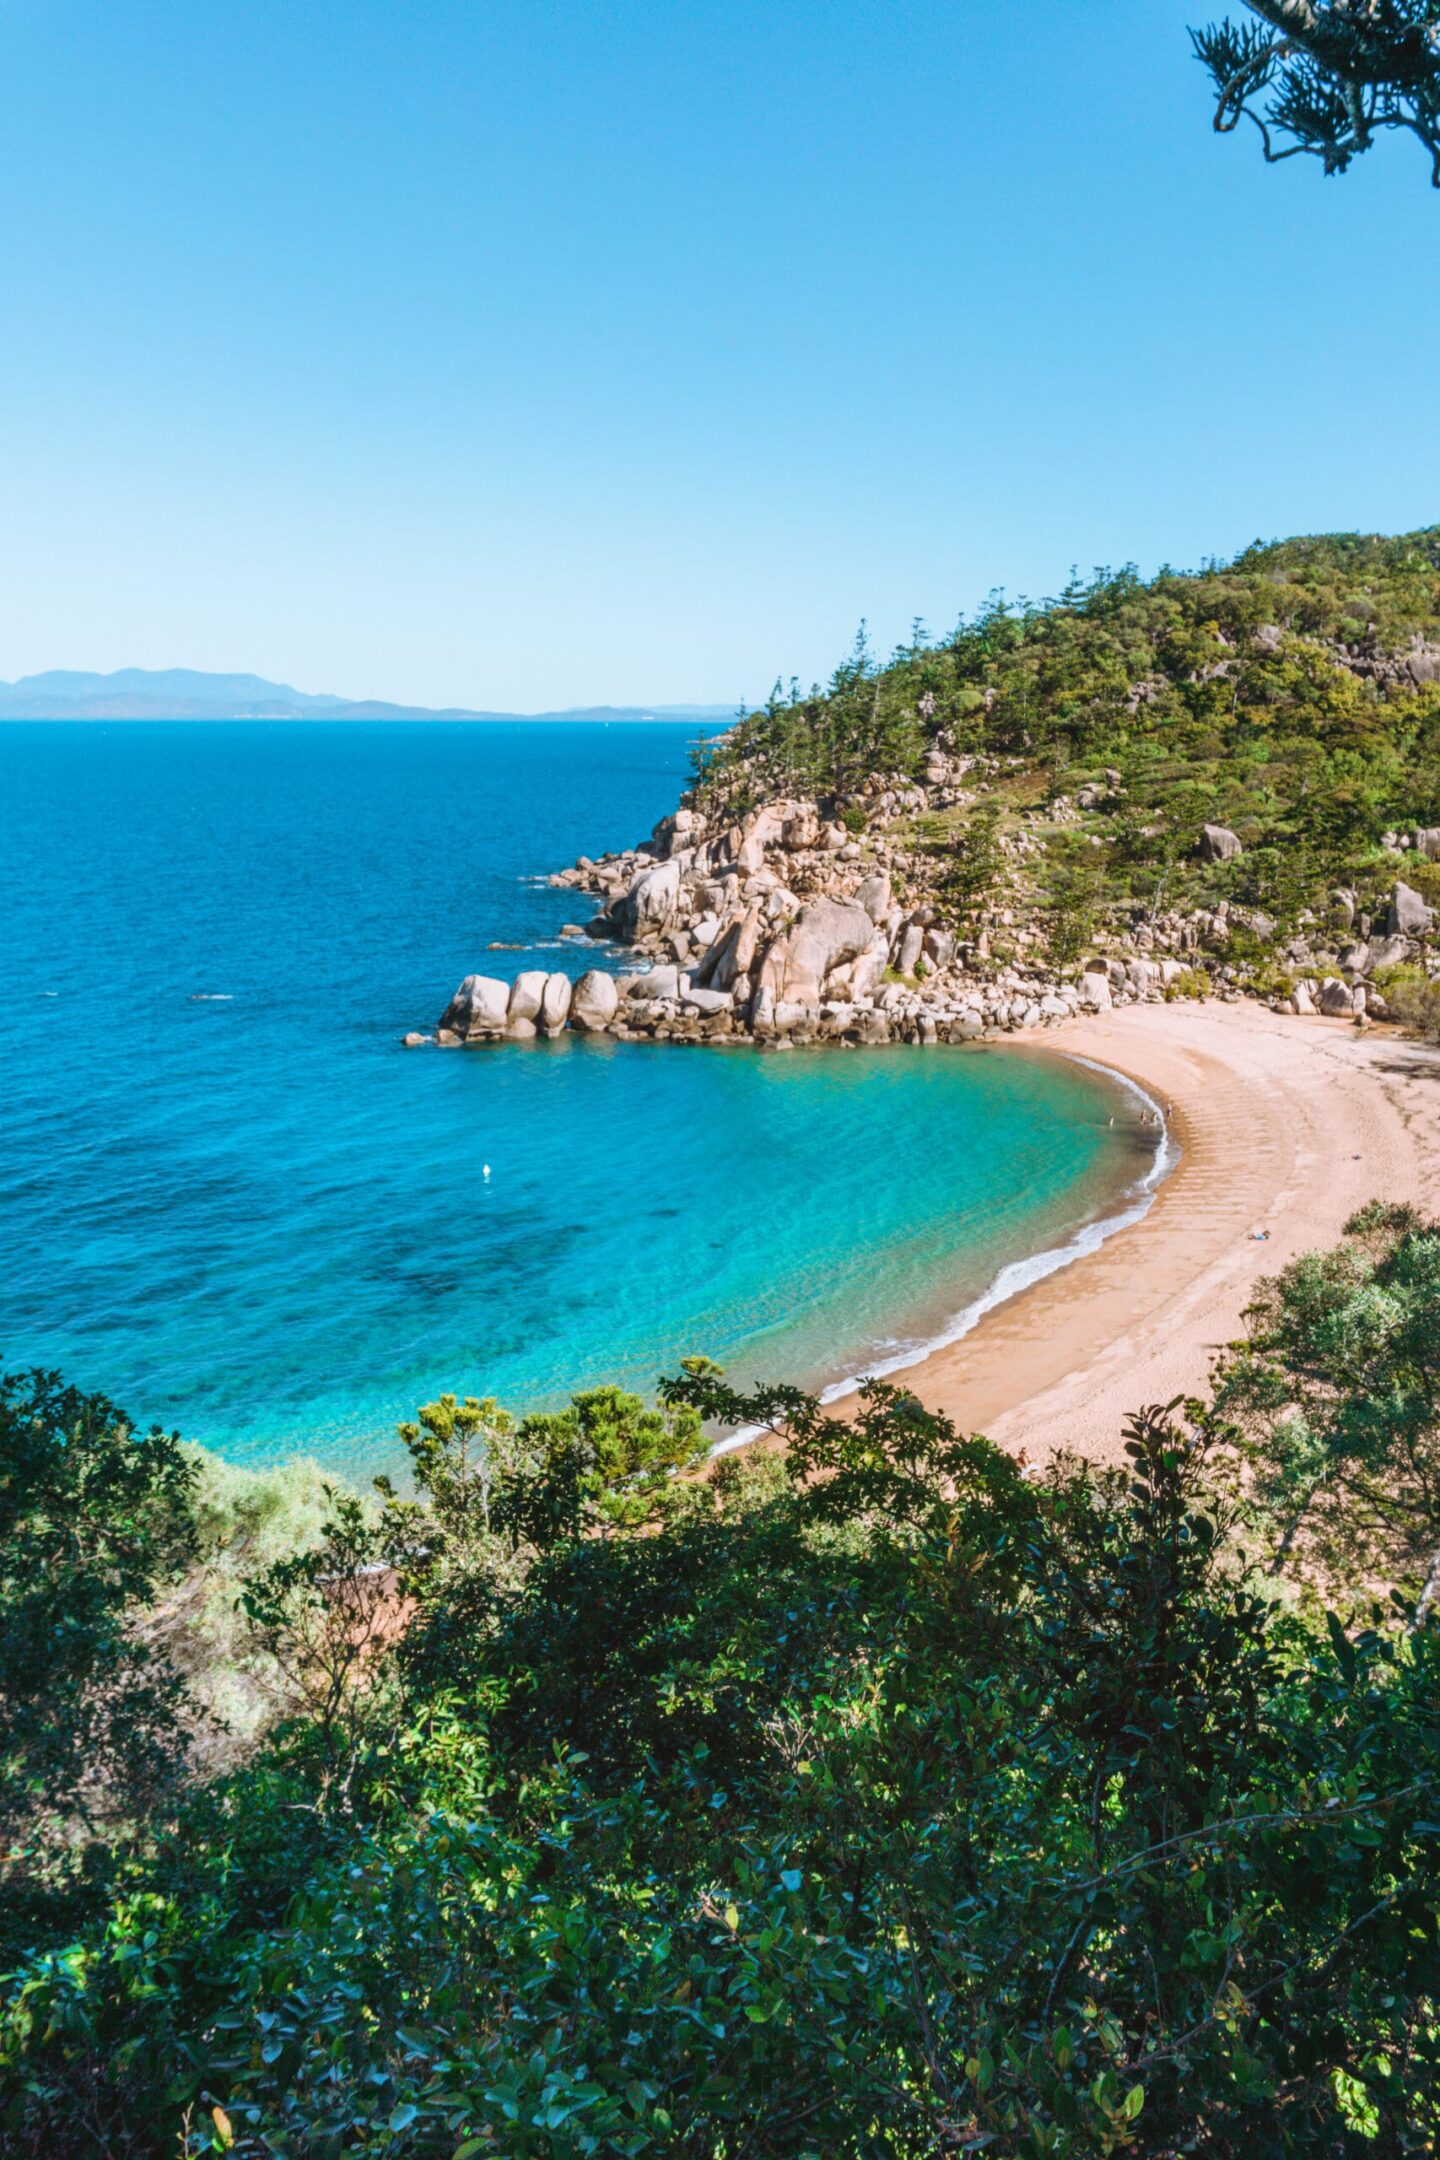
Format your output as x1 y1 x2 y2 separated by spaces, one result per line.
4 1210 1440 2154
1194 1 1440 183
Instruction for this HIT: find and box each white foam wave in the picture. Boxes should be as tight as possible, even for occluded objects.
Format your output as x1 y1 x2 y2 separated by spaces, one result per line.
711 1054 1179 1455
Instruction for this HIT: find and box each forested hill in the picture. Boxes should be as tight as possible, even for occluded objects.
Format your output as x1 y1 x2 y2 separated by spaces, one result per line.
695 527 1440 942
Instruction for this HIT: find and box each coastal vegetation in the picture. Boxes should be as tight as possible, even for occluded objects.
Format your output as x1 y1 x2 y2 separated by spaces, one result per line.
476 530 1439 1054
692 529 1440 946
4 1205 1440 2155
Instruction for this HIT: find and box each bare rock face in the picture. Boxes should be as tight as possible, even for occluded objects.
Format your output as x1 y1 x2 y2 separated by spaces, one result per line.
895 921 925 975
613 859 681 937
570 969 619 1032
539 973 573 1032
1390 881 1436 937
439 974 510 1037
757 897 878 1008
855 871 892 923
507 971 550 1024
1346 634 1440 691
1367 934 1412 973
1318 977 1359 1016
1199 823 1243 863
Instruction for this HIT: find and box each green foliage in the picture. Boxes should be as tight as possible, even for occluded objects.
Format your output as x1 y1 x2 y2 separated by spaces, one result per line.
695 532 1440 948
1045 854 1106 973
1376 961 1440 1040
238 1489 393 1760
0 1369 198 1944
1193 3 1440 186
1213 1200 1440 1602
936 802 1004 924
7 1310 1440 2154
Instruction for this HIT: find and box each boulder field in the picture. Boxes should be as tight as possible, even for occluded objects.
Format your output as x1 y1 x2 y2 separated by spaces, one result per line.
421 798 1182 1049
414 795 1437 1050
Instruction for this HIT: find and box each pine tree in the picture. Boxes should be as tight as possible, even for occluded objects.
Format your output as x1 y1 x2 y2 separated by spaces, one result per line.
1193 2 1440 183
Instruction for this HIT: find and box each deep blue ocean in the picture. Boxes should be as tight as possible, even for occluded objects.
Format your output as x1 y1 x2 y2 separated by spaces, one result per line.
2 721 1150 1477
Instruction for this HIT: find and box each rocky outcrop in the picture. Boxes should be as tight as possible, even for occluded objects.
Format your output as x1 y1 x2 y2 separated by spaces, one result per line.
507 971 549 1026
1199 824 1243 863
569 970 619 1032
540 972 573 1032
439 974 511 1036
424 742 1439 1046
755 897 878 1010
1390 881 1436 937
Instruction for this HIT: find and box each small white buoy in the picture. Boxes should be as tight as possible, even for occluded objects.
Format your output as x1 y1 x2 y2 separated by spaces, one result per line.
483 1163 491 1179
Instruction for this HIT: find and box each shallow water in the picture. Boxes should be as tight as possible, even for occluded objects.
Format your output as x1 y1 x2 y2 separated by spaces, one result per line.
2 720 1147 1476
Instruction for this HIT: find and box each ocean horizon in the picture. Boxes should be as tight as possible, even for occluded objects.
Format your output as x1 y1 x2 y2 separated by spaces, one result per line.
3 718 1153 1478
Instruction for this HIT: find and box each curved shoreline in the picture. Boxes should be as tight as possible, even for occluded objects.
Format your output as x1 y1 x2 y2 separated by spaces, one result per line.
820 1002 1440 1467
706 1053 1171 1458
818 1055 1178 1385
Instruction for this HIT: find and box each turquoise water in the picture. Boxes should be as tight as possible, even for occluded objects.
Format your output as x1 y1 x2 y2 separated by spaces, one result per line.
2 721 1148 1477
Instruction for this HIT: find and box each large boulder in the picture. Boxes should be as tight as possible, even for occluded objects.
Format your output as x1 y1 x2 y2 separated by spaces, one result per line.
1367 933 1412 973
1414 828 1440 863
681 986 732 1017
621 962 681 1002
757 897 878 1007
1390 881 1436 937
569 970 619 1032
539 973 573 1031
895 922 925 975
1077 970 1113 1011
612 859 681 937
439 974 510 1037
1318 976 1358 1015
735 804 786 876
1198 823 1243 863
855 871 892 923
507 971 550 1024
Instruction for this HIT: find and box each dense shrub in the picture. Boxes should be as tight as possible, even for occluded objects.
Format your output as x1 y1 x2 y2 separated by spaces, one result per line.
4 1218 1440 2155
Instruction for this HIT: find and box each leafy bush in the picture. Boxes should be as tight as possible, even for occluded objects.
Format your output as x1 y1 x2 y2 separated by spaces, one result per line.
6 1282 1440 2154
0 1369 199 1950
1377 966 1440 1041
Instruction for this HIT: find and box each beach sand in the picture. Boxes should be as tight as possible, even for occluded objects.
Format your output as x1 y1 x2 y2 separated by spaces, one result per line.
835 1002 1440 1467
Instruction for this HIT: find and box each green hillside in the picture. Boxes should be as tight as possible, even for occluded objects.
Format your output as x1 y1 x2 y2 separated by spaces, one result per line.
696 529 1440 947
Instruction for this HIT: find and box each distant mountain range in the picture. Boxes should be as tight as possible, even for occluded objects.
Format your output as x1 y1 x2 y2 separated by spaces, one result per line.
0 668 737 724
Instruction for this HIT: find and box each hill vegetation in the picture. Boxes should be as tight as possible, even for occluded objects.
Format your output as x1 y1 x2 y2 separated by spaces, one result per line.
4 1203 1440 2155
693 528 1440 954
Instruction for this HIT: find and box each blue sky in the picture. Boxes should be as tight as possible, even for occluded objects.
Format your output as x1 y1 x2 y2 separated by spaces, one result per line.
0 0 1436 711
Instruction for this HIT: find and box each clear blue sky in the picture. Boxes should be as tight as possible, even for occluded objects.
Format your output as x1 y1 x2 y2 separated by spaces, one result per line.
1 0 1436 711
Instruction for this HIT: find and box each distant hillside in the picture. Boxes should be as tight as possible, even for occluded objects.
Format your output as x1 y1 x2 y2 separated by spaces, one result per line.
0 667 735 723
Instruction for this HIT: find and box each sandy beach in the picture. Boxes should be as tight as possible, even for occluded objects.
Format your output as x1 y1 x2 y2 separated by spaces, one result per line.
843 1002 1440 1466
